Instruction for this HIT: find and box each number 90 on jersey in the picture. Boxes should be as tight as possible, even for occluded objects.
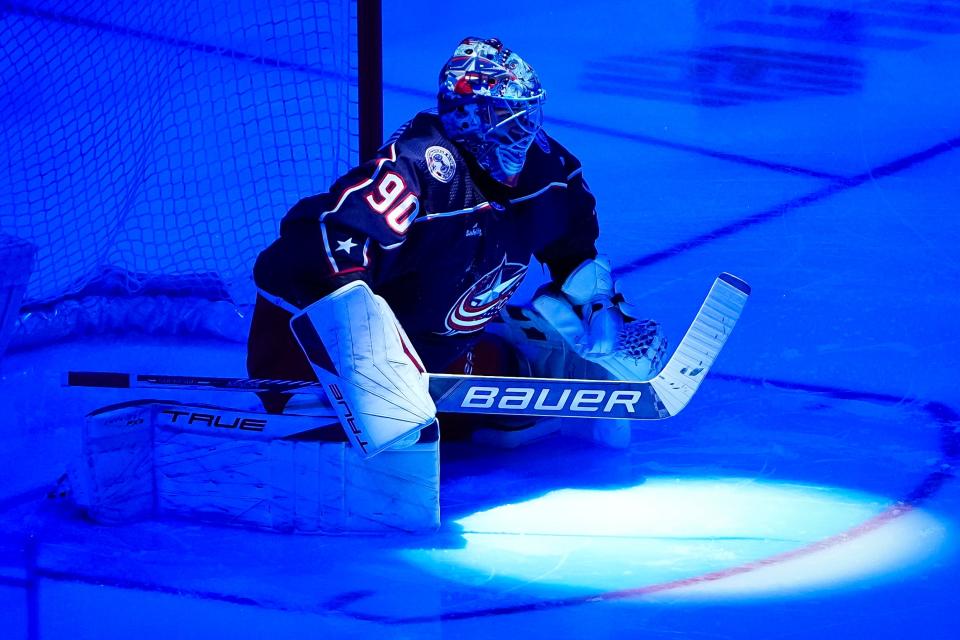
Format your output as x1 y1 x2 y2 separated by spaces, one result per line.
365 171 419 235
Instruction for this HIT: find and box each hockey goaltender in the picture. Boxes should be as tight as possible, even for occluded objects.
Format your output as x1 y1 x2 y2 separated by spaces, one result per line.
247 36 667 455
68 38 745 535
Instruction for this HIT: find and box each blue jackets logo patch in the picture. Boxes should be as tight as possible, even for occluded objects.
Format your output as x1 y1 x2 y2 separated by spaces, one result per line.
440 256 528 335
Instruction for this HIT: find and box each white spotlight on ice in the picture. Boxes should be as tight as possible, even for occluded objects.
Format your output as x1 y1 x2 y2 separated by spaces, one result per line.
406 478 946 600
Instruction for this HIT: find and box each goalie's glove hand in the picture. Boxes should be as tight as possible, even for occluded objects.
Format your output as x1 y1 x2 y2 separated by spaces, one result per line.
532 256 626 360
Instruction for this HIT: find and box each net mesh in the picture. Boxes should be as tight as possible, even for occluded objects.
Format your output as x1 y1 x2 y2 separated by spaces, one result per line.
0 0 359 347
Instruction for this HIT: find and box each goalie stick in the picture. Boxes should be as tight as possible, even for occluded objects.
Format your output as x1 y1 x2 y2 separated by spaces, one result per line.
66 273 750 421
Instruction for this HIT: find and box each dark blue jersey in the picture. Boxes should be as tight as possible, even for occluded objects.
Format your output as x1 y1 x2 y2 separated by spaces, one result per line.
252 111 598 368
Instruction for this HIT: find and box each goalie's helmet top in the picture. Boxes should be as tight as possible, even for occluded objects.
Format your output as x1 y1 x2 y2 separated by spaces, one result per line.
437 37 546 185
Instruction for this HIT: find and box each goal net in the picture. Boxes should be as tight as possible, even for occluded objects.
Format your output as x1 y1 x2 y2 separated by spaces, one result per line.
0 0 369 352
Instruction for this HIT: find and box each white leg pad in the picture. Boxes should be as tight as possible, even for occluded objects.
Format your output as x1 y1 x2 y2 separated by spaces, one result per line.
68 400 440 533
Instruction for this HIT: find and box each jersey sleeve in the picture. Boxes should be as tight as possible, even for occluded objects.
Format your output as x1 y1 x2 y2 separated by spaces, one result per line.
533 144 600 284
271 142 423 303
317 142 421 269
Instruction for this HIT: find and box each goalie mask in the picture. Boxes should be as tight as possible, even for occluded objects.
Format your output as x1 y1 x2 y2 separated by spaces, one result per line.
438 37 546 186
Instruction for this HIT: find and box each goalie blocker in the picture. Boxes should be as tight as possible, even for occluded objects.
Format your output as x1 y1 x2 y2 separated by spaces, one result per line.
289 280 437 458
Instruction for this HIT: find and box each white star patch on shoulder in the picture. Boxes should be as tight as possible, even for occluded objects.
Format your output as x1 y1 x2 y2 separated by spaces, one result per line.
336 237 357 253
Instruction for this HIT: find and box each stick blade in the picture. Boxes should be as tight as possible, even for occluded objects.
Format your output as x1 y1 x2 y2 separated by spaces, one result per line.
719 272 751 295
650 274 750 416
